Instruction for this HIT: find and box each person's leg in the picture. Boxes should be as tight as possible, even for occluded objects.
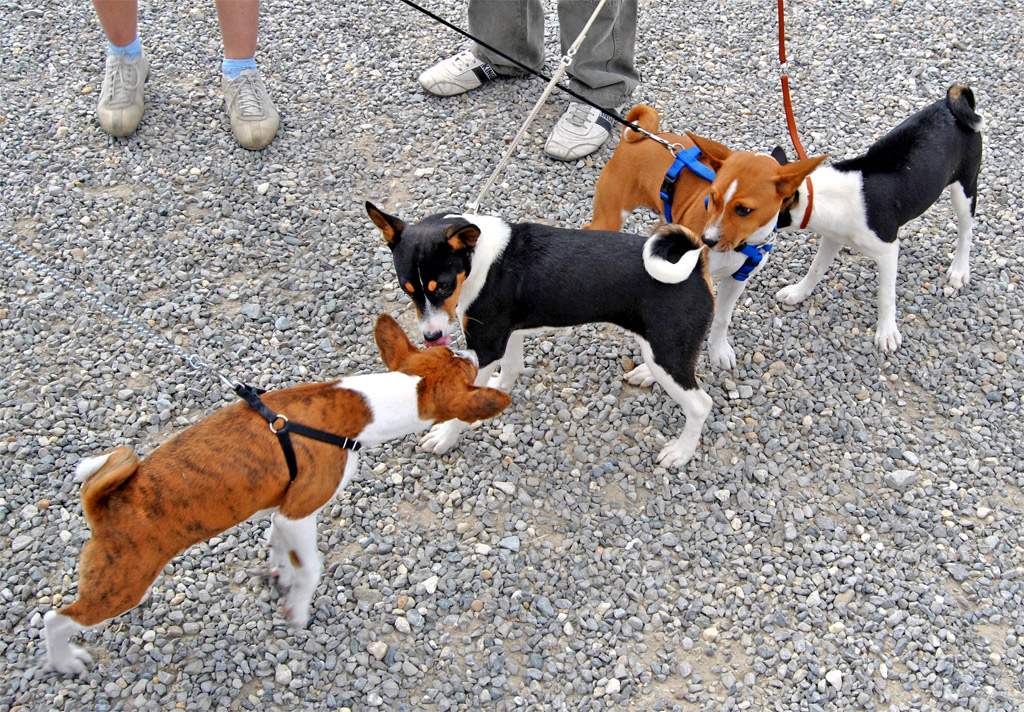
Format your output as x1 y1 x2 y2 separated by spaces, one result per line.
468 0 545 75
92 0 138 48
557 0 639 107
92 0 148 137
419 0 543 97
214 0 279 149
545 0 639 159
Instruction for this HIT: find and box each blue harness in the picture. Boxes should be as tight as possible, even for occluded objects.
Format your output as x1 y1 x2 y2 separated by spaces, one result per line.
659 145 774 282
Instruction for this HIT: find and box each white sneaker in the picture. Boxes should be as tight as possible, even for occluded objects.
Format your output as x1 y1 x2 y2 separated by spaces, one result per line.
544 101 615 161
418 49 497 97
222 70 280 150
97 53 149 137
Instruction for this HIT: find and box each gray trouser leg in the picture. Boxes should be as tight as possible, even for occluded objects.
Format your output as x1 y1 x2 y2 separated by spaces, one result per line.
559 0 639 108
469 0 545 75
468 0 639 107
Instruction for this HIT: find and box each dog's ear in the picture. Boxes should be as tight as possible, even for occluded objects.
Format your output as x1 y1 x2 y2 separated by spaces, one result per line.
774 154 828 197
770 146 789 165
366 201 407 246
450 387 511 423
685 132 732 169
446 223 481 251
375 313 416 370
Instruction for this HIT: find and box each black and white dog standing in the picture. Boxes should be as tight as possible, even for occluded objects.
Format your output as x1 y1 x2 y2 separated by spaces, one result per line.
367 202 715 468
775 85 983 351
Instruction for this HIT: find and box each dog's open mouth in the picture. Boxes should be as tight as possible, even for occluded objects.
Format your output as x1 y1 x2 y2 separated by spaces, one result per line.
425 336 451 347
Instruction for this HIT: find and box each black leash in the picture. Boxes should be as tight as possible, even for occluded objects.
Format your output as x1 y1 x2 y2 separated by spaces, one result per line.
396 0 667 147
233 383 362 482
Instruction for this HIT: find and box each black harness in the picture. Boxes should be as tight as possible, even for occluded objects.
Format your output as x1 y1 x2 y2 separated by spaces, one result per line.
234 383 363 482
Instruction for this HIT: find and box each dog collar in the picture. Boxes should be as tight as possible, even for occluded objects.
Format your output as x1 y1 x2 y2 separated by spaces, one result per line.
800 176 814 230
660 146 716 223
234 383 362 482
731 239 775 282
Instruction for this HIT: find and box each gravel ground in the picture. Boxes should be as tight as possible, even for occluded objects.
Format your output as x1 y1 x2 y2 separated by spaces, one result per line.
2 0 1023 710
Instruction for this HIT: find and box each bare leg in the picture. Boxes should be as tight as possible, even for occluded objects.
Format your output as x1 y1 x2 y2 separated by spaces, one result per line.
92 0 137 46
215 0 259 59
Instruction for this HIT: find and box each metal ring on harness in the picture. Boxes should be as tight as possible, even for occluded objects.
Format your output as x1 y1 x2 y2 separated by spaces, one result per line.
269 414 288 434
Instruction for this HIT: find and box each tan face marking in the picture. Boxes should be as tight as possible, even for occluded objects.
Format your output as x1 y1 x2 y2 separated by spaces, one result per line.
405 282 416 294
439 273 466 321
428 280 438 292
705 153 786 251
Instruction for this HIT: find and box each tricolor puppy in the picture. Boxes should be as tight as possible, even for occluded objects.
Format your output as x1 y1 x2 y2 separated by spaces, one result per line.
586 105 826 369
367 201 714 469
43 314 509 675
775 85 983 351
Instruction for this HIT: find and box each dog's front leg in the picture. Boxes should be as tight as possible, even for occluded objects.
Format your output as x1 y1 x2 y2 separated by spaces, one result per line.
420 360 501 454
707 276 748 370
267 513 321 627
776 235 844 306
871 240 902 352
947 182 974 289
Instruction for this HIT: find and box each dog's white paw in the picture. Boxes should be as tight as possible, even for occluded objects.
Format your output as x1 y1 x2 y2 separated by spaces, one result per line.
874 321 903 352
284 597 312 629
50 645 93 675
947 263 970 289
625 364 656 388
656 438 697 469
708 341 737 371
420 421 463 454
776 284 809 305
268 557 295 589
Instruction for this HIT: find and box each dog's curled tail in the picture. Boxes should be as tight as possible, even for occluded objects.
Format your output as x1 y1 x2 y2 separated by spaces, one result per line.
76 446 140 520
643 225 705 284
947 85 983 132
623 105 660 143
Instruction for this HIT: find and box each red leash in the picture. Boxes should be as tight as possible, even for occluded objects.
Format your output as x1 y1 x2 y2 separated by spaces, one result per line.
777 0 814 229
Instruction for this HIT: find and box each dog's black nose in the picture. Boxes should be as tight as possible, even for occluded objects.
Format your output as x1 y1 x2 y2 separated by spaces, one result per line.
702 236 719 248
424 330 443 343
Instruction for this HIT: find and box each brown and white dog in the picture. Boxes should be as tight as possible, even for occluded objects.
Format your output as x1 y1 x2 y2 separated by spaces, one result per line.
586 105 826 370
43 314 509 674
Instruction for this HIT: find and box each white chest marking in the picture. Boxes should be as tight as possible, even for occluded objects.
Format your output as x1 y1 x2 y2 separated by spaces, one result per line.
444 214 511 322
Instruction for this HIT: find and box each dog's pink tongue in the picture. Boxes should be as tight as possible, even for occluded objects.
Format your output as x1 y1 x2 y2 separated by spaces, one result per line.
426 336 451 347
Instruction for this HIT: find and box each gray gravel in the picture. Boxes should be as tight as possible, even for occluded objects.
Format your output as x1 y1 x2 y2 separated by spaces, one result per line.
2 0 1023 710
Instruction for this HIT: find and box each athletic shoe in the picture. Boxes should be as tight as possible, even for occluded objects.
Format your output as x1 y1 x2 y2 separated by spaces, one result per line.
97 53 149 137
222 70 280 150
418 49 497 97
544 101 615 161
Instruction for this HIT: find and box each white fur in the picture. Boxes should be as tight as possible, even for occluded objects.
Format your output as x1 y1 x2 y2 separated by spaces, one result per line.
74 452 112 482
634 337 712 468
43 611 90 674
642 237 703 284
337 373 432 446
445 213 511 319
701 179 737 245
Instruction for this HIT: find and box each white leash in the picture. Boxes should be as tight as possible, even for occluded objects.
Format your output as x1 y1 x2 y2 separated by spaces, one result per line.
467 0 609 214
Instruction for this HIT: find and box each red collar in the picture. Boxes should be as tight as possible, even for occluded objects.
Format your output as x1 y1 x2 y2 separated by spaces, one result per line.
799 177 814 230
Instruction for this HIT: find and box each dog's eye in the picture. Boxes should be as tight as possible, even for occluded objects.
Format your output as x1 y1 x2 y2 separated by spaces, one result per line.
735 205 753 217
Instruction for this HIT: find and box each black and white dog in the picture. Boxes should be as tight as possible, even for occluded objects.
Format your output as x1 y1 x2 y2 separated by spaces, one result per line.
366 202 714 468
775 85 983 351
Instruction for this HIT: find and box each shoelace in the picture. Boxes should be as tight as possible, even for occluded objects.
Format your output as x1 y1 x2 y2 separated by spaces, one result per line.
452 50 480 73
232 73 266 118
105 56 140 106
563 102 597 131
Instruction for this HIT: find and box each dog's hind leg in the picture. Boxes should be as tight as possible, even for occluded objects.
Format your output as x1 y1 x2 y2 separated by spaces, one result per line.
637 339 712 469
45 536 164 674
947 181 974 288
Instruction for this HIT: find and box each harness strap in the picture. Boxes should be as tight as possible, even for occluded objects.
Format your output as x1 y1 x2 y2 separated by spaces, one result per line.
234 383 362 483
660 146 716 223
732 243 774 282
